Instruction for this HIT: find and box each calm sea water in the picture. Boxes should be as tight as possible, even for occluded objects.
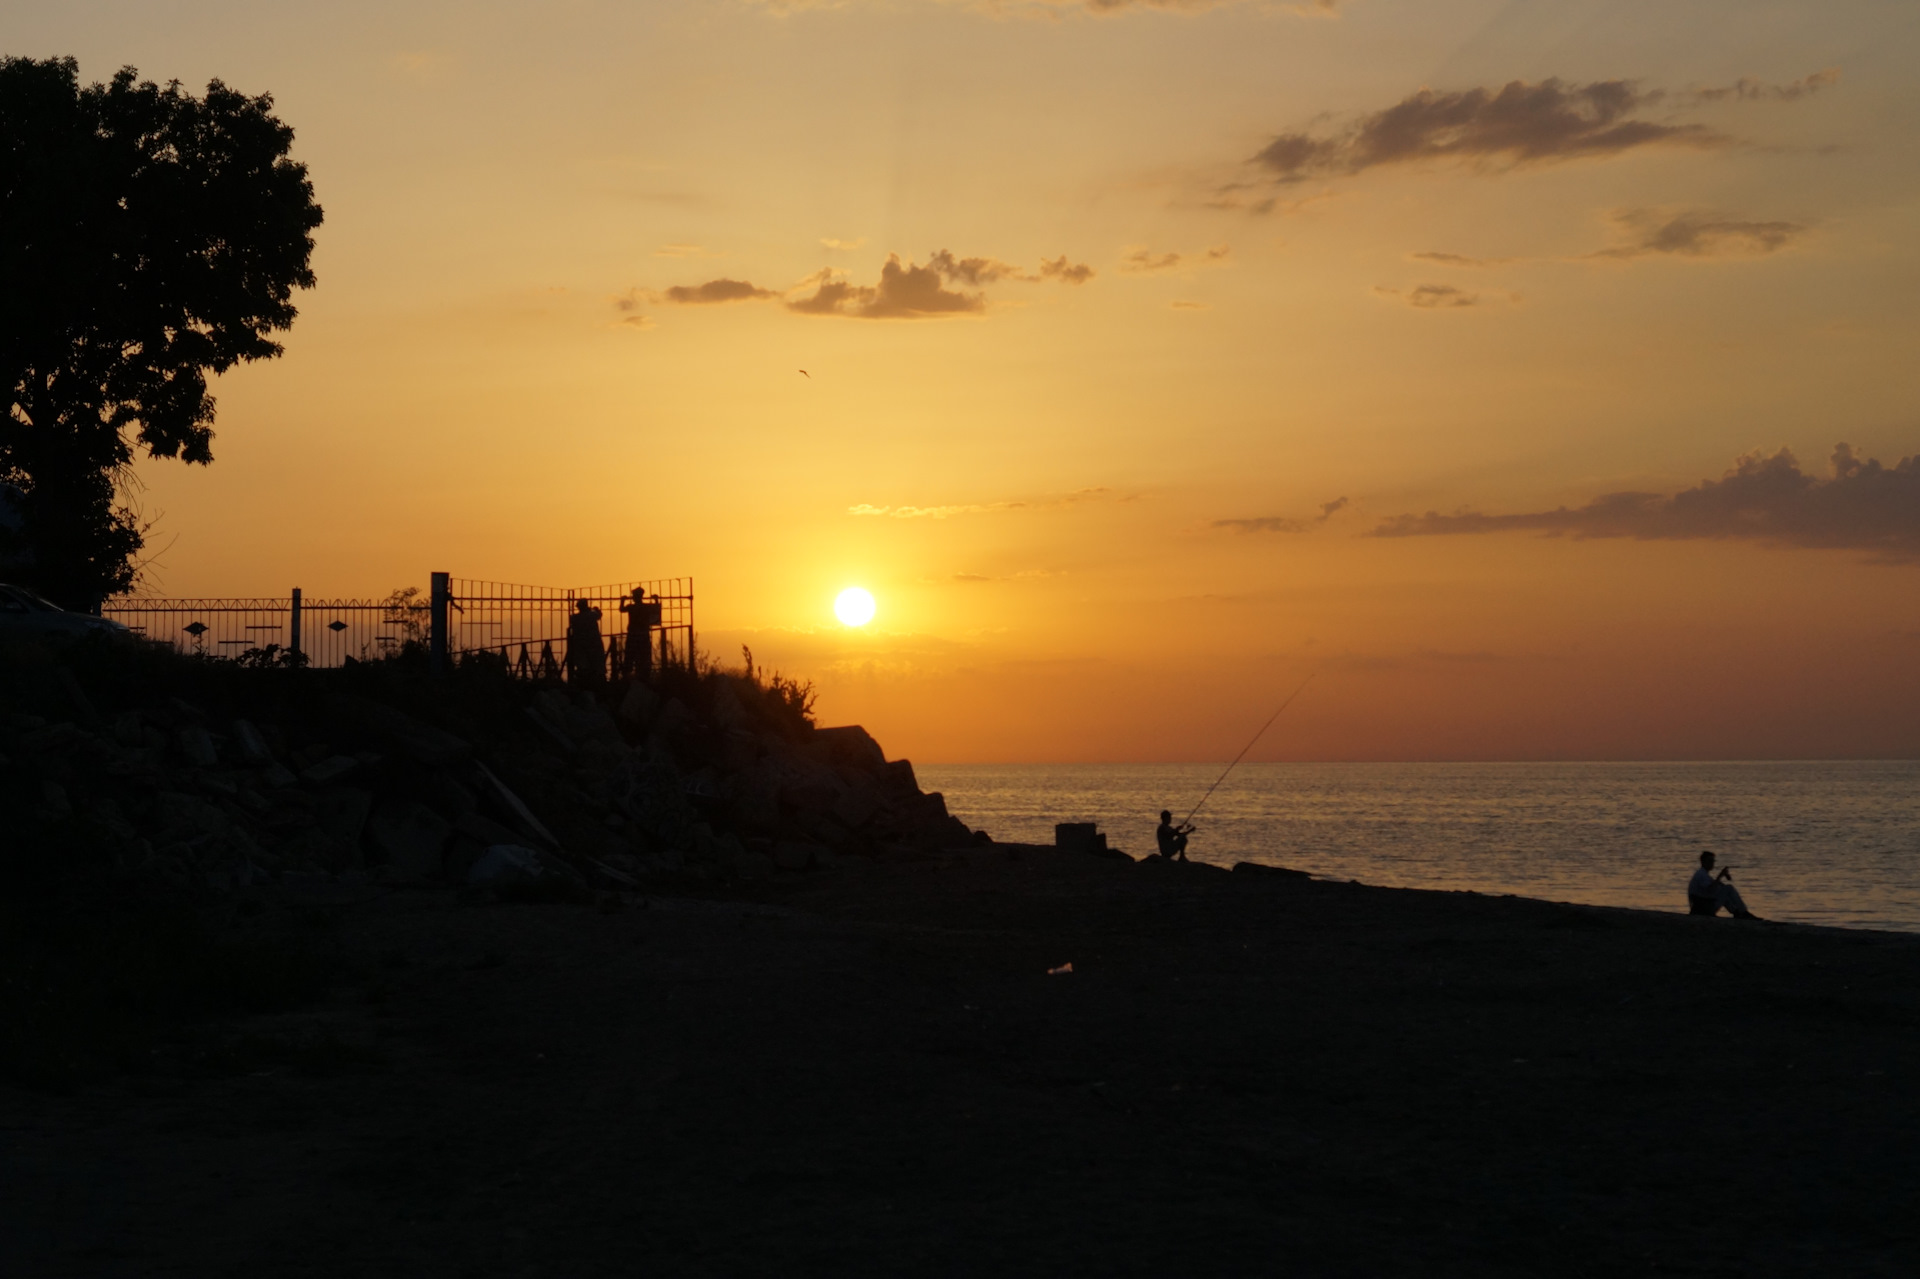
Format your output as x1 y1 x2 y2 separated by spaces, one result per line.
916 762 1920 933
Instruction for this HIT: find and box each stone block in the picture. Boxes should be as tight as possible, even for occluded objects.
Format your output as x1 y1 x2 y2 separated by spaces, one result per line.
300 755 359 785
369 801 452 882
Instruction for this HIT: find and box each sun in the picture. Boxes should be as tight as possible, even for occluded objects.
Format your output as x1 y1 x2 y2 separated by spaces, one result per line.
834 586 876 627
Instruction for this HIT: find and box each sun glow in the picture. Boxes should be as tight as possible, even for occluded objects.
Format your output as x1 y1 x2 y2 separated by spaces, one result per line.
834 587 876 627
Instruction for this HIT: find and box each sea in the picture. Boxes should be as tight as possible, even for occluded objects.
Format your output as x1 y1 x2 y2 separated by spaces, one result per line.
916 762 1920 934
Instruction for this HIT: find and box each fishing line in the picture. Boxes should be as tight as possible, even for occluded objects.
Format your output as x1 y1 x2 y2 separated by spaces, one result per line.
1180 674 1315 830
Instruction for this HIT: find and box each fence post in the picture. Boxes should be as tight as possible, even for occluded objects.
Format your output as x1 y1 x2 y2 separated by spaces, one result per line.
288 587 302 660
686 579 695 673
429 572 450 674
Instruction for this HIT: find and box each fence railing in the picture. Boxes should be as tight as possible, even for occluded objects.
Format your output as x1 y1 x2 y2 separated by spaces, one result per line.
445 576 695 680
102 572 694 681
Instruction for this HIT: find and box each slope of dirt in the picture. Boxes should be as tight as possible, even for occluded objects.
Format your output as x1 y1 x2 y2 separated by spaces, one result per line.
3 849 1916 1277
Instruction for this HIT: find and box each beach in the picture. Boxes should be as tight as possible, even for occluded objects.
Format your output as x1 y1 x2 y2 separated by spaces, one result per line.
5 848 1917 1276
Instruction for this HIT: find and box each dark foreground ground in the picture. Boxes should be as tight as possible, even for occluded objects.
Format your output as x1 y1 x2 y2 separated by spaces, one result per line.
4 849 1918 1278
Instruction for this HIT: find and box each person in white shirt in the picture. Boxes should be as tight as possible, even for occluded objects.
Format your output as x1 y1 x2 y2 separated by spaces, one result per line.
1687 850 1759 920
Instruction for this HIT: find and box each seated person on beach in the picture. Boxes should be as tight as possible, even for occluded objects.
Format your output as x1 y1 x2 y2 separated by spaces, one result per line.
1688 850 1760 920
1155 810 1190 862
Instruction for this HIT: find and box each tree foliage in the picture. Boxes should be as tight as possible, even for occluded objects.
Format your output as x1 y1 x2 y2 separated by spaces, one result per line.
0 56 322 607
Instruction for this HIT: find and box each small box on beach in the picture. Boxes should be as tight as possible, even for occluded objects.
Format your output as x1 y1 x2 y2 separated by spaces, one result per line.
1055 822 1108 854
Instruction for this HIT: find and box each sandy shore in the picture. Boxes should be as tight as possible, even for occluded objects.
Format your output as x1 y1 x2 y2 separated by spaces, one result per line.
3 847 1917 1277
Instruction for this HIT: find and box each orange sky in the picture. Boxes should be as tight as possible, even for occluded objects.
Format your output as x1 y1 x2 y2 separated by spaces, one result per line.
14 0 1920 760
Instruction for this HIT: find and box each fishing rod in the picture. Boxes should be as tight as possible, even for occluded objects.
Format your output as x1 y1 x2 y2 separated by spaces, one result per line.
1179 674 1315 831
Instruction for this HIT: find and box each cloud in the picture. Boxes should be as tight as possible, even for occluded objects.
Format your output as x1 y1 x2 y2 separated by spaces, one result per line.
1039 255 1096 284
850 487 1110 518
660 278 778 304
1693 68 1840 104
1589 208 1808 260
1375 284 1480 309
1408 283 1478 309
1119 244 1230 274
1170 300 1210 311
1411 251 1508 268
1371 445 1920 559
1214 495 1349 534
789 256 984 318
616 315 655 331
787 248 1094 318
820 236 866 250
1251 78 1723 183
927 249 1031 285
654 244 717 259
951 568 1064 582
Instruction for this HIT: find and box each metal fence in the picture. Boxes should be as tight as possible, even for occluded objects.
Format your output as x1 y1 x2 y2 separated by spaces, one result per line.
445 577 695 678
102 573 694 680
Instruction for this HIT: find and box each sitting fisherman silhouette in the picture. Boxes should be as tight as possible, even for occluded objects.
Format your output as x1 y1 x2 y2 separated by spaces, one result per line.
1688 850 1760 920
566 597 606 688
1156 810 1192 862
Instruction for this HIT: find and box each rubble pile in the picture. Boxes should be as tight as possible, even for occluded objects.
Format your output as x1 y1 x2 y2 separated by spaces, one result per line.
1 644 988 893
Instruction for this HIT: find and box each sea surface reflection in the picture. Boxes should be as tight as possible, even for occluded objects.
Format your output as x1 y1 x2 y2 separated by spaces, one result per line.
918 762 1920 933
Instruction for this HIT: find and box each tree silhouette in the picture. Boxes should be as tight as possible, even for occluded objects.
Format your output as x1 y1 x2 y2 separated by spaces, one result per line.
1 57 322 608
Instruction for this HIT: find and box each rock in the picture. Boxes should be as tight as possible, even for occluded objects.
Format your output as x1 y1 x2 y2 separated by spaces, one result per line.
814 725 886 773
469 843 545 884
421 771 478 820
649 698 693 749
732 850 775 880
832 784 883 830
313 787 375 869
230 719 273 764
726 765 782 835
771 840 819 871
301 755 359 785
178 726 219 768
41 780 72 817
474 762 559 848
455 809 524 848
618 681 660 729
711 679 751 731
262 762 298 789
338 696 472 767
879 759 919 794
368 801 452 881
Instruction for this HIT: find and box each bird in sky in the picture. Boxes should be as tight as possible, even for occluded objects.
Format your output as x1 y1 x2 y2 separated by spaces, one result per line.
798 369 810 378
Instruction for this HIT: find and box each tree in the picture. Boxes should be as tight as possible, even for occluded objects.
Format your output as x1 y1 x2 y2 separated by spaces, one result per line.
1 57 322 608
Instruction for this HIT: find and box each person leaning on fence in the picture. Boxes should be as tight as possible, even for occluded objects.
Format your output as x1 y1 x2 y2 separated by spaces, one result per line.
566 597 606 688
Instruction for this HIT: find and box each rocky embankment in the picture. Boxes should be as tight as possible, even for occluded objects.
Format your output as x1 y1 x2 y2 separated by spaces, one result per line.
2 643 986 894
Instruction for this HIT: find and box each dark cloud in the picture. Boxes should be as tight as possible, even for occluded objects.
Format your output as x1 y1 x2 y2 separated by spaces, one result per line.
787 248 1095 318
1040 255 1096 284
660 278 777 304
1411 251 1507 268
1694 68 1840 104
1119 245 1230 274
1372 445 1920 559
1408 283 1478 309
788 256 983 319
1591 208 1808 260
1215 495 1349 534
1251 78 1721 182
1047 0 1340 12
927 249 1030 286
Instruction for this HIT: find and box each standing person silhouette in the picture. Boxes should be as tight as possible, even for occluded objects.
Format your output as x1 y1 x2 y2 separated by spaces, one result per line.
566 597 606 689
1688 850 1761 920
619 587 659 681
1156 810 1191 862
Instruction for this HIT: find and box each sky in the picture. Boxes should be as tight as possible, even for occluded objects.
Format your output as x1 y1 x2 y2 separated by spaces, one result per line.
12 0 1920 761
